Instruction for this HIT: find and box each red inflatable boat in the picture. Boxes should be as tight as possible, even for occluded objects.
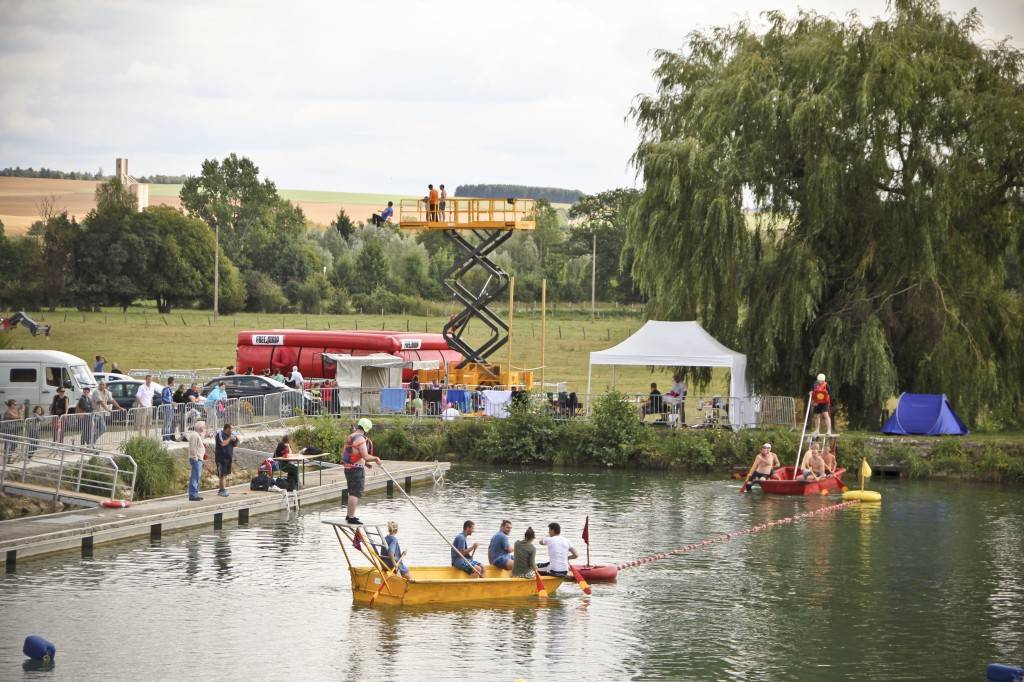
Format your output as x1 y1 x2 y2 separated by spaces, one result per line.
755 466 846 496
576 564 618 582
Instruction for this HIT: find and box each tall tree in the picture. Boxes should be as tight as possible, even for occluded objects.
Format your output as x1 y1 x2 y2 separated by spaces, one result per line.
627 0 1024 425
567 188 642 302
72 180 143 311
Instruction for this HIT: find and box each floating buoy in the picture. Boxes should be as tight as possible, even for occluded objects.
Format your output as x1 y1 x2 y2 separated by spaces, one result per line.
986 663 1023 682
23 635 55 662
843 490 882 503
101 499 131 509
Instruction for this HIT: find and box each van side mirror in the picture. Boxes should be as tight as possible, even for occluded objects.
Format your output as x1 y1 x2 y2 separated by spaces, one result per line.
64 380 74 389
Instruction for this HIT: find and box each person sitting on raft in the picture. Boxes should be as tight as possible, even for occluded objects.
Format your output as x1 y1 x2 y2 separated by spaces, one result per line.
799 441 828 481
382 520 412 580
538 522 577 577
511 527 539 578
488 519 514 571
742 443 781 492
822 440 838 476
451 520 485 578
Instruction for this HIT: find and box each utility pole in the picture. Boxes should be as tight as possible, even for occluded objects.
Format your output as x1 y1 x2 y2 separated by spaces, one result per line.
591 231 597 321
213 222 220 321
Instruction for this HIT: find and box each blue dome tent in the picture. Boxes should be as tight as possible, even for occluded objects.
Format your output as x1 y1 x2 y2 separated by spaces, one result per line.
881 393 969 436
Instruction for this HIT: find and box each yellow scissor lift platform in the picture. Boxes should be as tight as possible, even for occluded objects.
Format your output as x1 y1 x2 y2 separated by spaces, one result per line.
399 197 535 387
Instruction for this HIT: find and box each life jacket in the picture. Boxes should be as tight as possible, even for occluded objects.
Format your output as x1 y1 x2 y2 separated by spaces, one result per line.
342 432 373 467
811 382 830 405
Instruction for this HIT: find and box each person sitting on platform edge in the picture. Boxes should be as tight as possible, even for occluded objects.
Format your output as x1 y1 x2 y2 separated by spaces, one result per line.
511 527 539 578
742 443 781 492
451 520 485 578
382 520 412 579
538 522 577 577
275 434 297 492
488 519 514 570
343 418 382 525
371 201 394 226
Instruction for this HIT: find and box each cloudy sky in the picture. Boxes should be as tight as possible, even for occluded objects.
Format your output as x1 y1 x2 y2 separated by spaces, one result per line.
1 0 1021 195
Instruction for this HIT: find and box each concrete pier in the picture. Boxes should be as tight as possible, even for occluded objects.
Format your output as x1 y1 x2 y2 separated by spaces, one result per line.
0 459 449 570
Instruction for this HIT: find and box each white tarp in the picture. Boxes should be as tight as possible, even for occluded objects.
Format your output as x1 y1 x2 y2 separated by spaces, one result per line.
586 320 752 430
322 353 440 408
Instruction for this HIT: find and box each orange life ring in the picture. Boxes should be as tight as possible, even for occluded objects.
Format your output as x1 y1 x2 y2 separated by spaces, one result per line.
101 499 131 509
812 389 829 404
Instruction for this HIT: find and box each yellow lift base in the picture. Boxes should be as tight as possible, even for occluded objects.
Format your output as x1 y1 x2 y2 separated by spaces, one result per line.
399 197 536 231
418 362 533 390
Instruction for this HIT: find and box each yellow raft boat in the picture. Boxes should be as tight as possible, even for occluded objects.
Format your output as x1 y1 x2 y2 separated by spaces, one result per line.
324 518 566 606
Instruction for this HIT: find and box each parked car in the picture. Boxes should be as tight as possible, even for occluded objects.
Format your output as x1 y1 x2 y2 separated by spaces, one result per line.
105 379 168 410
93 372 133 384
201 375 317 416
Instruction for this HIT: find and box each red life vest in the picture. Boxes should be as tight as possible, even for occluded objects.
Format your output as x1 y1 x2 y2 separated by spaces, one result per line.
812 382 830 405
343 432 373 468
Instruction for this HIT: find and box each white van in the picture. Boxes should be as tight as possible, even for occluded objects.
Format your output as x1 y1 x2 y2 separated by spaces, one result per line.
0 350 97 412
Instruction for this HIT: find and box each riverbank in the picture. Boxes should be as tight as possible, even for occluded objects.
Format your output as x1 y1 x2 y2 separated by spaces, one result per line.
293 413 1024 483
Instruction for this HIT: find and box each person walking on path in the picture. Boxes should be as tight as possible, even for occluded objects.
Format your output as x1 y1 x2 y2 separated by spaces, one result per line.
186 421 208 501
2 399 23 462
343 417 382 524
214 423 239 497
92 380 120 446
135 375 156 438
76 387 95 446
27 405 45 457
160 377 176 442
50 387 68 443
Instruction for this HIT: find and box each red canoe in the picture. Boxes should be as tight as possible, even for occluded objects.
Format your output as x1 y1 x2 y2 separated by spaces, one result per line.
755 466 846 496
576 564 618 582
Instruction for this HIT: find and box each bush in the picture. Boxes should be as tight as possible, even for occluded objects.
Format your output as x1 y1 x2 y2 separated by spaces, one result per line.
586 391 645 466
120 437 178 499
244 271 288 312
483 400 559 464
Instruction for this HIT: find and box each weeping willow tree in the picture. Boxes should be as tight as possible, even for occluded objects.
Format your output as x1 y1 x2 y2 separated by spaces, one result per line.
628 0 1024 426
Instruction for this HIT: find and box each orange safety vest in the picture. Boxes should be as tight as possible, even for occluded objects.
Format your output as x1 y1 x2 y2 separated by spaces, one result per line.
343 432 373 468
429 188 439 204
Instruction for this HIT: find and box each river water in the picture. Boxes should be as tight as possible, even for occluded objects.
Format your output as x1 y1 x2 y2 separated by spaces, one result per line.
1 467 1021 681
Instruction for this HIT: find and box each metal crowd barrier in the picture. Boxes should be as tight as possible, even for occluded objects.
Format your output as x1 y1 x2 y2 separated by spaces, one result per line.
0 431 137 503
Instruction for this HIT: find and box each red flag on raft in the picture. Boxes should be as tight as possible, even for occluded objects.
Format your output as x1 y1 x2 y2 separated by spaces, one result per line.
582 516 590 545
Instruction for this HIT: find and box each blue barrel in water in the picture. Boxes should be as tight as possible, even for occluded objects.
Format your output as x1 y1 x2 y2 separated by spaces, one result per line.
987 663 1024 682
23 635 55 661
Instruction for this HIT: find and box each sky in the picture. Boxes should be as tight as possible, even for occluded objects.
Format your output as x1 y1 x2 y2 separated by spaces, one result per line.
1 0 1022 195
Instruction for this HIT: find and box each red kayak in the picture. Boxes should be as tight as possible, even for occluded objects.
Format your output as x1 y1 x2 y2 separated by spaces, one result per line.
755 466 846 496
576 564 618 582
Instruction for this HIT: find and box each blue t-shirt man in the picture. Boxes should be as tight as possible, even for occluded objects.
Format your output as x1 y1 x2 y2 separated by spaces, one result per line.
380 204 394 221
488 521 514 569
451 523 482 575
384 533 408 577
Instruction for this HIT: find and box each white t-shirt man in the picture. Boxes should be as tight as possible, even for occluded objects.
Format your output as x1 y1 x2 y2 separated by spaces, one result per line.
289 367 304 387
539 534 576 573
135 382 155 408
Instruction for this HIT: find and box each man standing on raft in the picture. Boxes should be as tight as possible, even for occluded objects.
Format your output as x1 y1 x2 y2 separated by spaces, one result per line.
344 418 382 525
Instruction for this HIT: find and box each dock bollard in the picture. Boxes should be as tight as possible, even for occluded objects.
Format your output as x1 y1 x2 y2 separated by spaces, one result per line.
23 635 55 662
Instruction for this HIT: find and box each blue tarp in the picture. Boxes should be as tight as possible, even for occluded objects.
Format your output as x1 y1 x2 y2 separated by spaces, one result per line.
881 393 969 435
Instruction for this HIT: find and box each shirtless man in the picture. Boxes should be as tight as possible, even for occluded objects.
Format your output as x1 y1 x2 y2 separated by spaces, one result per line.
800 441 827 481
742 443 781 492
822 440 838 476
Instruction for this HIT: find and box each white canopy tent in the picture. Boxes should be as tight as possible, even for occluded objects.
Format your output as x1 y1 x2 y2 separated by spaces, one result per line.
586 321 753 430
323 353 439 408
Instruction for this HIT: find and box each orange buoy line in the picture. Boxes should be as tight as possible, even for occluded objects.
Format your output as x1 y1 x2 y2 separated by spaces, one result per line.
615 500 860 571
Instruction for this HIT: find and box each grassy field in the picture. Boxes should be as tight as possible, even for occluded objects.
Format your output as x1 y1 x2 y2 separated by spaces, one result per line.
0 177 411 233
3 306 729 396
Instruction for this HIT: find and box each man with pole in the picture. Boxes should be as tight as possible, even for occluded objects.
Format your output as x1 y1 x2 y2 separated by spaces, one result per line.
343 417 382 525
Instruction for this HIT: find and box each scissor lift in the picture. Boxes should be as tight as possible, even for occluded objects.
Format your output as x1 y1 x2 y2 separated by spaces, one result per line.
399 197 535 386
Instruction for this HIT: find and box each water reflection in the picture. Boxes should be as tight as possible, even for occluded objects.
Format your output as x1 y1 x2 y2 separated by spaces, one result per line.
0 470 1021 681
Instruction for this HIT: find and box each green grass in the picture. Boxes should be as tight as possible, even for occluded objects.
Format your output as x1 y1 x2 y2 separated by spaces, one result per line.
145 184 418 205
5 305 729 396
